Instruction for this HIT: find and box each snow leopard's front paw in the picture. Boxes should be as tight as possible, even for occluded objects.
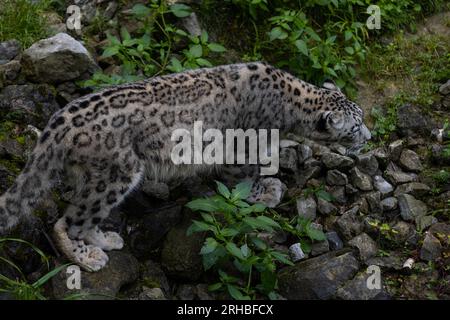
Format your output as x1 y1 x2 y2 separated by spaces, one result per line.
84 228 124 251
247 177 287 208
75 244 110 272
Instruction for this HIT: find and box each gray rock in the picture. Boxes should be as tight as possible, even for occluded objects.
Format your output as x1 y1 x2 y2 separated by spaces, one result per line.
392 221 419 245
381 197 398 211
176 284 196 300
388 140 404 161
398 194 428 222
279 139 299 148
280 147 298 171
128 203 182 258
329 143 347 155
399 149 423 172
429 223 450 246
289 243 306 262
373 175 393 197
181 12 202 37
326 169 348 186
317 197 338 215
367 251 408 271
416 215 437 232
52 251 139 299
311 240 330 256
139 287 166 300
296 196 317 220
397 104 435 138
350 167 373 191
141 260 171 296
335 272 388 300
0 40 21 62
329 186 347 205
278 251 359 300
0 60 21 87
336 207 364 240
22 33 98 83
371 147 389 168
364 191 383 214
295 166 321 188
439 79 450 95
0 84 60 128
195 284 214 300
394 182 430 198
326 231 343 250
356 153 379 176
345 183 359 196
321 152 354 170
384 169 418 186
161 215 205 281
420 233 442 262
348 233 378 262
296 144 313 163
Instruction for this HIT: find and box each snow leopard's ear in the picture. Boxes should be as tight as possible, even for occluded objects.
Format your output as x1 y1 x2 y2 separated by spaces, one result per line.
322 80 342 93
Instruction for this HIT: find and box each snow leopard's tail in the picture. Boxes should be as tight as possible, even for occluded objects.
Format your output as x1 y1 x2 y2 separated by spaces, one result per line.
0 141 64 235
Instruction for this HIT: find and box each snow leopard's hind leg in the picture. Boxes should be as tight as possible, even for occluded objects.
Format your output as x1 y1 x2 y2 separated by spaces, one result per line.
221 165 286 208
54 153 144 271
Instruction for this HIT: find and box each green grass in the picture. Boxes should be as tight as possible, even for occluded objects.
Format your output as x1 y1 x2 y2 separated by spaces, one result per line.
363 32 450 108
0 0 51 48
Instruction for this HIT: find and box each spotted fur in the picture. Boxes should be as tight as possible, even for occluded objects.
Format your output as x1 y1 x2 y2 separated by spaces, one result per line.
0 62 370 271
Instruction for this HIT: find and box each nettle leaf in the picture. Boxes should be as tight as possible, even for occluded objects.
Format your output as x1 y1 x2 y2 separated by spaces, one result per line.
200 237 218 255
207 43 226 53
345 46 355 55
168 57 183 72
170 3 192 18
295 39 308 56
120 27 131 41
201 30 209 43
226 242 245 260
344 30 353 41
260 270 277 293
208 283 222 291
243 217 273 232
306 223 327 241
221 228 239 237
131 4 152 17
186 220 216 235
256 216 281 229
216 181 231 199
185 198 218 212
189 44 203 58
227 285 250 300
231 181 253 201
196 58 213 67
102 46 119 58
240 244 250 258
203 246 226 270
269 27 288 41
271 251 294 266
250 236 267 250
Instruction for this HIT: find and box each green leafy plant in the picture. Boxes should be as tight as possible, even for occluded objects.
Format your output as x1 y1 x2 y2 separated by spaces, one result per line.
186 181 325 300
82 0 226 90
0 238 70 300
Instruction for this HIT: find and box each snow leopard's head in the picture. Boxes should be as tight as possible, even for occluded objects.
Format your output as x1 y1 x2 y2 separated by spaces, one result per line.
308 81 371 154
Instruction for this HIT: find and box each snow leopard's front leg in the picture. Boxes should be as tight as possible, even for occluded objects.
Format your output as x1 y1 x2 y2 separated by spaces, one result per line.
221 165 286 208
